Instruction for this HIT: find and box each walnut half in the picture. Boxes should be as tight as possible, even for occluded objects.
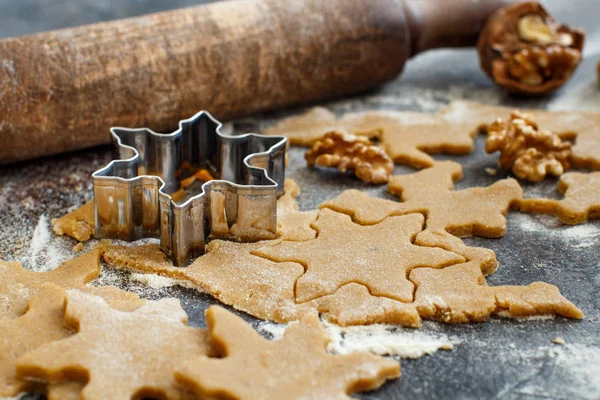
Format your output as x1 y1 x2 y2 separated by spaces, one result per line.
305 131 394 184
485 111 571 182
477 2 584 96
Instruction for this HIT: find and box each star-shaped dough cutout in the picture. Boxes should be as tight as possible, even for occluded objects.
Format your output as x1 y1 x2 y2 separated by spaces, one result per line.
0 283 70 397
315 283 421 328
0 283 144 398
103 240 314 323
322 161 523 238
16 290 211 400
175 306 400 400
265 107 478 168
410 261 583 323
254 208 464 303
519 171 600 224
0 249 101 319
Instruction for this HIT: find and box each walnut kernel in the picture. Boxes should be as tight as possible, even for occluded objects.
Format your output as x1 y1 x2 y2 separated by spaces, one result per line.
477 2 584 95
305 131 394 184
485 111 571 182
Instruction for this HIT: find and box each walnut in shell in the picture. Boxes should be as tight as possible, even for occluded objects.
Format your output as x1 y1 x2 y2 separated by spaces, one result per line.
305 131 393 184
477 2 584 95
485 111 571 182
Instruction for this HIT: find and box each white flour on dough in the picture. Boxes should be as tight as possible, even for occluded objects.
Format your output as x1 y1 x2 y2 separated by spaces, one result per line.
256 320 456 359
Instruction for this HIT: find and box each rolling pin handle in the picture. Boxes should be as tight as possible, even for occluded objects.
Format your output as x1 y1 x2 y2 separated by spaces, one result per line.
403 0 519 55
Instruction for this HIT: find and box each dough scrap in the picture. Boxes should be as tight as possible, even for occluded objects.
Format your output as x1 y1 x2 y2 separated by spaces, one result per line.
254 208 464 303
519 171 600 224
102 241 313 324
265 107 337 146
322 161 522 238
410 261 583 323
338 111 477 169
266 107 477 168
0 283 144 398
315 283 421 328
51 200 95 242
16 290 210 400
439 100 600 170
0 249 139 320
277 178 318 241
0 284 70 397
175 305 400 400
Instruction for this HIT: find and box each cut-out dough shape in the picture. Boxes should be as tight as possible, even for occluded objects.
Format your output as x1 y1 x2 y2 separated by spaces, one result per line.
52 200 95 242
322 161 522 237
104 244 423 328
277 178 318 242
519 171 600 224
315 283 421 328
102 241 314 324
410 262 584 323
254 208 464 303
439 100 600 170
266 107 477 169
16 290 210 400
321 161 521 275
175 305 400 400
0 284 70 397
337 111 477 169
0 283 144 398
0 249 139 320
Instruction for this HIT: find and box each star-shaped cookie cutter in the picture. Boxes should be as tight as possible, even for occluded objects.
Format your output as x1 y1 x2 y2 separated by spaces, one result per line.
92 111 286 266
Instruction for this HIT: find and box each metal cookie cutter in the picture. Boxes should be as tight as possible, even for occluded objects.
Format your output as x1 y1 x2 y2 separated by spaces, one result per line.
92 111 286 267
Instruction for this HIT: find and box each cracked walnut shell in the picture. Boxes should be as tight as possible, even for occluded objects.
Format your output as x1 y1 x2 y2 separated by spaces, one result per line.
485 111 571 182
305 131 394 184
477 2 584 95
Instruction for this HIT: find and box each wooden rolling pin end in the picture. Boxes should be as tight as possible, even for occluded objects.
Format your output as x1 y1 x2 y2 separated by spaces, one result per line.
0 0 514 164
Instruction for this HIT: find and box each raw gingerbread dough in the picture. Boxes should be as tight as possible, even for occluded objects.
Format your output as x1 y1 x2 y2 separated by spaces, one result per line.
266 108 477 168
321 161 521 274
0 248 139 320
319 187 582 323
16 290 210 400
337 111 477 169
315 283 421 328
265 107 337 145
268 101 600 170
102 241 313 323
254 208 464 303
0 283 144 398
388 161 523 238
439 100 600 170
0 284 70 397
175 305 400 400
519 171 600 224
277 178 318 242
322 161 522 239
52 200 95 242
410 262 583 323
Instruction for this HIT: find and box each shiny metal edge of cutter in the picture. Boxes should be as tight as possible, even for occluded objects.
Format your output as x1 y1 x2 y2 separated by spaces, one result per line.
91 111 287 267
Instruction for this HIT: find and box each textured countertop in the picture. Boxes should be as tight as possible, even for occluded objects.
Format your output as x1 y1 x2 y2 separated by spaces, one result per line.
1 1 599 399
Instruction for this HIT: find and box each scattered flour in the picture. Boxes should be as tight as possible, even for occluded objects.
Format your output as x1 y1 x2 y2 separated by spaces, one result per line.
496 311 556 321
130 272 205 292
255 320 456 359
324 322 456 358
516 214 600 248
493 343 600 400
26 214 70 272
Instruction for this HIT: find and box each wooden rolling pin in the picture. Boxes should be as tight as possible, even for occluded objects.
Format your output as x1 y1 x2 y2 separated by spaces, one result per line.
0 0 514 164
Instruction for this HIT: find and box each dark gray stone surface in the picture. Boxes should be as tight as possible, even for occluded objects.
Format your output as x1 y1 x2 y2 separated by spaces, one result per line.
0 1 599 399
